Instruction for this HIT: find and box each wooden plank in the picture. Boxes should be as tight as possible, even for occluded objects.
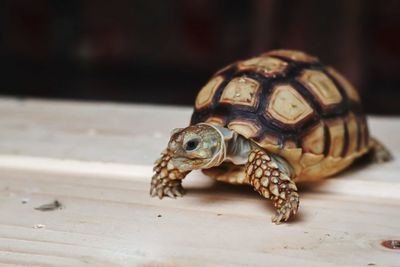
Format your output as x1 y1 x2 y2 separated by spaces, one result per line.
0 97 399 266
1 169 399 267
0 98 189 165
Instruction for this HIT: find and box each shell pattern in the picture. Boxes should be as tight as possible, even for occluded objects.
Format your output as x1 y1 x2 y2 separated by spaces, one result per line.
191 50 370 180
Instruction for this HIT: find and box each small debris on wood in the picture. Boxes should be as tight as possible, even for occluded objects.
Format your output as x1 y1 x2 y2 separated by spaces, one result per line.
368 263 376 266
21 198 29 204
217 213 222 216
381 240 400 250
157 214 162 218
35 200 63 211
33 224 46 229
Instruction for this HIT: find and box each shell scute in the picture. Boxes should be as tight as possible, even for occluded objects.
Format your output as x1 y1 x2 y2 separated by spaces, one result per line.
195 76 224 110
267 84 314 125
298 69 343 109
220 77 260 109
228 119 261 139
238 56 288 77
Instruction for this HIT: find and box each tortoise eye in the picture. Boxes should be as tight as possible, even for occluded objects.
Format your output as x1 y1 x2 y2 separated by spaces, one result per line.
185 139 200 151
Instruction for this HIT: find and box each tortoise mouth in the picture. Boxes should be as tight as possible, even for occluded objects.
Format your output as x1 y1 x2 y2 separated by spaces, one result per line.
171 157 209 171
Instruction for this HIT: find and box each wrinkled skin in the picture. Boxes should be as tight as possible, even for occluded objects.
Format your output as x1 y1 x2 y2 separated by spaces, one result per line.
167 124 225 172
150 124 224 199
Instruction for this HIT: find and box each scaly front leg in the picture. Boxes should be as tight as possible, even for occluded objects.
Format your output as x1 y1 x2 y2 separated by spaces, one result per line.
150 149 190 199
245 149 299 224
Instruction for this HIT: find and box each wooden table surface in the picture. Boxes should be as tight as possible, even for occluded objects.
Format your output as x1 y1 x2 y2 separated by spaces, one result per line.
0 98 399 267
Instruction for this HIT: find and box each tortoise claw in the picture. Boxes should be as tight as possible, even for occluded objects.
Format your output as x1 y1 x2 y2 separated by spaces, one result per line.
150 174 185 199
150 186 157 197
271 197 299 224
172 185 185 197
157 186 164 199
164 188 176 198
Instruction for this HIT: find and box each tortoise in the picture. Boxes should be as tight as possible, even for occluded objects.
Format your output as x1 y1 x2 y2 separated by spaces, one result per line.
150 49 392 224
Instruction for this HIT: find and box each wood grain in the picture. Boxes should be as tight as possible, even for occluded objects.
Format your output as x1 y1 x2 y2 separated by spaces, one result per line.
0 98 399 267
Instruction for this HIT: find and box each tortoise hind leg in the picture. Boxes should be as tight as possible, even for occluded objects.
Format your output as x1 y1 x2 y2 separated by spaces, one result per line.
369 137 393 163
245 149 299 224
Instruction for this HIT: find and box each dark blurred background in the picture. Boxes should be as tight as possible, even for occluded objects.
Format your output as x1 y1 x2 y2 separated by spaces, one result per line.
0 0 399 114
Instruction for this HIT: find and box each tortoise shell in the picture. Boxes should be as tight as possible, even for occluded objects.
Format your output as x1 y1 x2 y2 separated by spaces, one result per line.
190 50 370 181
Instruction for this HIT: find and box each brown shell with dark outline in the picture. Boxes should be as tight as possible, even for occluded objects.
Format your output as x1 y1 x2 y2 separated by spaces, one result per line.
191 50 370 181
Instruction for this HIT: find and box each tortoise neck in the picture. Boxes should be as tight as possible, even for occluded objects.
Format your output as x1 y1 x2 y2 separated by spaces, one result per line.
197 123 227 169
225 131 254 165
199 123 253 166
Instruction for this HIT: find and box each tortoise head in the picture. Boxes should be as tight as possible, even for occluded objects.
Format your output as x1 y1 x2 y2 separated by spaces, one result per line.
167 123 225 171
